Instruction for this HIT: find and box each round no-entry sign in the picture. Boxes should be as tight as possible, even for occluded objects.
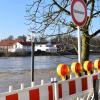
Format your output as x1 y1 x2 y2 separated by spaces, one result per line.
71 0 87 27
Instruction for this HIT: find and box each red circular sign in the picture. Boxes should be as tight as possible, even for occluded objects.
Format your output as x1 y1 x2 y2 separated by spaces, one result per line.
71 0 87 27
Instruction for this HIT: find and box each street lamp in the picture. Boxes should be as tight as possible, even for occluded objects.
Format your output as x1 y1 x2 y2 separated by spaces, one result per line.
31 31 35 82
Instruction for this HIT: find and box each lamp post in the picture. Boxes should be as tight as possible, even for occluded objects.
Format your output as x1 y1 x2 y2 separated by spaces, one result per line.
31 32 35 82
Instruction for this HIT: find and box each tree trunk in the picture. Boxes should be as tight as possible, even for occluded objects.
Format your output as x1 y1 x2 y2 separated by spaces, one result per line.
81 33 90 64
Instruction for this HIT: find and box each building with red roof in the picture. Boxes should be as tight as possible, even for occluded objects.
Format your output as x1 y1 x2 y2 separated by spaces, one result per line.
0 39 57 53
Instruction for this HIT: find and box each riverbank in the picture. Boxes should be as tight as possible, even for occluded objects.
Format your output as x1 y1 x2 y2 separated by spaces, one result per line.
0 51 77 57
1 51 100 57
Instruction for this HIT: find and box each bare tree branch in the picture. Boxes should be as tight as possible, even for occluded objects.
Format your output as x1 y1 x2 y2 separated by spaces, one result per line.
26 0 100 37
52 0 70 15
93 11 100 17
90 29 100 38
86 0 92 6
87 0 95 27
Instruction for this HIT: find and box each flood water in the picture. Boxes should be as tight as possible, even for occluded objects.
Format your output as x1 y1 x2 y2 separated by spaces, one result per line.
0 55 100 72
0 55 78 72
0 55 100 93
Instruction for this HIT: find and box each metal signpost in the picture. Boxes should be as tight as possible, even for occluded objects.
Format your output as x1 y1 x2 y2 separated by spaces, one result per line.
31 32 35 82
71 0 87 63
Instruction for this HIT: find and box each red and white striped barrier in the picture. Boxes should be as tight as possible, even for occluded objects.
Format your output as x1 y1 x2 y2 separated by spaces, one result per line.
0 73 100 100
55 72 100 100
0 82 54 100
55 75 91 99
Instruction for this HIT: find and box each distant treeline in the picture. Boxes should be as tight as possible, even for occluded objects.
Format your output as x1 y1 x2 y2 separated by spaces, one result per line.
0 50 100 57
0 50 77 57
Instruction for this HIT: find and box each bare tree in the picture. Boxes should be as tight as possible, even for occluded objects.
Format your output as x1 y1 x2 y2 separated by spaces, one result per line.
26 0 100 63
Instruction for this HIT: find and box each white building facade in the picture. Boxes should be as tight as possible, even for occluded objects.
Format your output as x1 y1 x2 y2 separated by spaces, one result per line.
8 42 31 52
8 42 57 53
35 44 57 52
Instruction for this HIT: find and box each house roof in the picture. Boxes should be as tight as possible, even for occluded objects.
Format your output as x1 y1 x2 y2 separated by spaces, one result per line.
15 38 24 42
0 40 15 46
19 42 31 46
0 39 24 46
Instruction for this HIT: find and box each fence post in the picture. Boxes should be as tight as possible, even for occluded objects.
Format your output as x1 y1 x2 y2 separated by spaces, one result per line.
21 83 24 90
31 82 35 87
9 85 13 92
51 78 54 83
54 78 58 100
41 80 44 85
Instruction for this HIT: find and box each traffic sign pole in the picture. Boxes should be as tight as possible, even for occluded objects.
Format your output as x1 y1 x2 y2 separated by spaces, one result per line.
77 26 81 63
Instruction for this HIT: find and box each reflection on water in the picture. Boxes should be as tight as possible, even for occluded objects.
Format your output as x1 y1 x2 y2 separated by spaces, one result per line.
0 55 100 72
